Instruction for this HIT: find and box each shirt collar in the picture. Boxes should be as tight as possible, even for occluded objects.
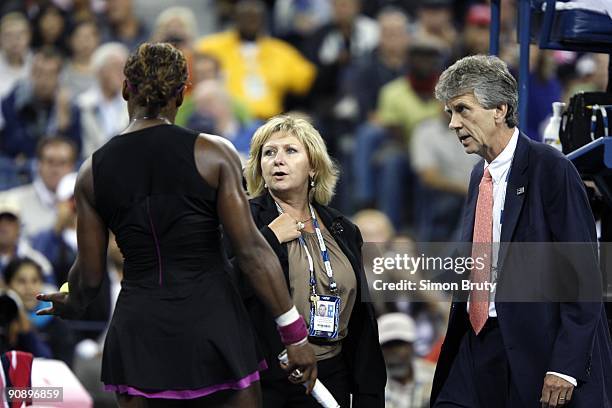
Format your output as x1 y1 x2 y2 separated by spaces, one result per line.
33 177 57 208
485 127 519 184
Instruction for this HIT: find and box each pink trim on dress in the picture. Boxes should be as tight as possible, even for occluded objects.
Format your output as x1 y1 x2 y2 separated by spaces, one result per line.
104 360 268 399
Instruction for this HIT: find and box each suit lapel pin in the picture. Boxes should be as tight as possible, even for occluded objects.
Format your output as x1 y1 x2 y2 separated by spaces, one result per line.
516 186 525 195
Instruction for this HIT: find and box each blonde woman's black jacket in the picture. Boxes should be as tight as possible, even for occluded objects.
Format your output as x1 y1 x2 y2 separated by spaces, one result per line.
228 192 386 407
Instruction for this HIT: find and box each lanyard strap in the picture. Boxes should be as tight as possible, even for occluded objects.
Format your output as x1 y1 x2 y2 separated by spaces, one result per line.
275 202 338 294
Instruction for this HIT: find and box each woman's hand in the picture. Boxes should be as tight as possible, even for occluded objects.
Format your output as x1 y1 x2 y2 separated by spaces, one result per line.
35 292 81 319
268 213 302 243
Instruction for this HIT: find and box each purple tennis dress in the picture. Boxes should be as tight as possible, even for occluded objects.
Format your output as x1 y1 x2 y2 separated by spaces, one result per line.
93 124 265 398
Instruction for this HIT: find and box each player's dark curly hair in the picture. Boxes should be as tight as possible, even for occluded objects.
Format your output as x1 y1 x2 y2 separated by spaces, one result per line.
123 42 188 115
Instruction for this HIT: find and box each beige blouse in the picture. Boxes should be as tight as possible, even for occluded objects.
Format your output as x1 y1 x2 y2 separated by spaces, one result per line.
288 229 357 361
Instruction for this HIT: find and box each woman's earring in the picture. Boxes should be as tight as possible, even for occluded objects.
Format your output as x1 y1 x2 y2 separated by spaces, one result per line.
264 183 268 188
310 177 315 188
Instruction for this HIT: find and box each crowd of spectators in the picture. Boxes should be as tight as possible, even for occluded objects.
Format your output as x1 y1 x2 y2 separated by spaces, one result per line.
0 1 608 406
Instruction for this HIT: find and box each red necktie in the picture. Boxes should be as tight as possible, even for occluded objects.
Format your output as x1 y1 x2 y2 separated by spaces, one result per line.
470 167 493 334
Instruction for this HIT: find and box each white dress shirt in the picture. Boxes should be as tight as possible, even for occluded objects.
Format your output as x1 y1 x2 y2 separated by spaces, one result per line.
469 128 576 387
487 128 519 316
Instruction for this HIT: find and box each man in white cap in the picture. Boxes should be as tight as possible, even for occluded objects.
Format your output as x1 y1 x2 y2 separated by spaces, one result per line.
378 312 435 408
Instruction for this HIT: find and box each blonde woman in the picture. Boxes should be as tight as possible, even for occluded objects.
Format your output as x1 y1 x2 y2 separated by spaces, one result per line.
237 115 386 407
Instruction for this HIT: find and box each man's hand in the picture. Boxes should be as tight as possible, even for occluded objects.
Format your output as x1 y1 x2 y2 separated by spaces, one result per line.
282 342 318 394
540 374 574 407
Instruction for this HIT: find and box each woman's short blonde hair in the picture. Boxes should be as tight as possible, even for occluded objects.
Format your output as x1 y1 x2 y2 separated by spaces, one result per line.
245 115 339 205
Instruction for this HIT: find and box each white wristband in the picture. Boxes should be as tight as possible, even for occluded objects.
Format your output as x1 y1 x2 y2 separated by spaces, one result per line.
275 305 300 327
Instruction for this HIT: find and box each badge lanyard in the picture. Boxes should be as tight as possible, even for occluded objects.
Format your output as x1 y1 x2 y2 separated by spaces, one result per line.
274 202 338 298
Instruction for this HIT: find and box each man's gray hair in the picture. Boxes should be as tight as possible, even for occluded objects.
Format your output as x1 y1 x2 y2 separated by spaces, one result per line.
435 55 518 128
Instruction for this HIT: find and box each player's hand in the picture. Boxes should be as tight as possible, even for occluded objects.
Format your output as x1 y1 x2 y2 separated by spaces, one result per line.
36 292 81 319
282 341 318 394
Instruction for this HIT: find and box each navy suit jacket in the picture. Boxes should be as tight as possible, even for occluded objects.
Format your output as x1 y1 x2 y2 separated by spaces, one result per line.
431 134 612 407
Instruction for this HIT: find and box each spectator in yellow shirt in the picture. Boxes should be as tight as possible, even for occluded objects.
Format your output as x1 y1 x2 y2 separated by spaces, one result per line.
195 0 316 120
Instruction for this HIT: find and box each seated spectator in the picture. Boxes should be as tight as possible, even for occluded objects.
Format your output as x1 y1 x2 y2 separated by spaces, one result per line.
352 209 397 315
0 47 82 159
304 0 380 154
196 0 316 120
150 6 199 94
30 3 70 55
0 12 32 100
413 0 455 53
150 6 198 51
99 0 149 51
0 287 52 358
176 51 220 126
348 6 411 124
451 3 491 60
306 0 379 76
352 209 395 244
0 197 53 285
70 0 98 21
5 257 75 365
410 115 479 242
31 173 78 286
77 42 129 157
175 52 252 128
0 12 32 188
60 18 101 97
187 80 261 159
463 4 490 55
0 137 78 239
352 37 444 229
376 37 444 145
298 0 381 210
378 313 435 408
272 0 332 49
191 51 223 83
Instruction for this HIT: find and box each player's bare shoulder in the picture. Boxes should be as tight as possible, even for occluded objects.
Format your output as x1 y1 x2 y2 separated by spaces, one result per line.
194 133 242 188
75 156 95 205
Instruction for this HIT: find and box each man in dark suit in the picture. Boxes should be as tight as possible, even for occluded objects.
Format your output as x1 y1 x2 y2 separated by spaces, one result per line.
430 55 612 407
